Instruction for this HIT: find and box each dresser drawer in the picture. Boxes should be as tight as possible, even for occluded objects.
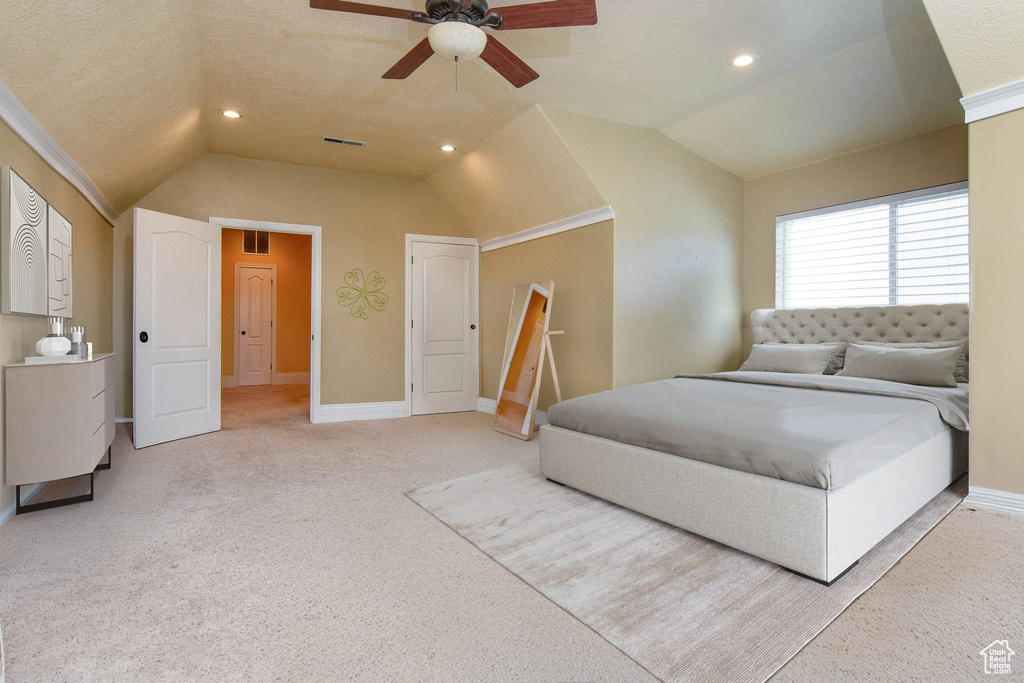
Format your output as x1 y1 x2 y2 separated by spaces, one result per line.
103 386 116 447
90 387 107 435
88 355 114 398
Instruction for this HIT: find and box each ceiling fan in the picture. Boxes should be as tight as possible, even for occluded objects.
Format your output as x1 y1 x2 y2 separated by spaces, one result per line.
310 0 598 88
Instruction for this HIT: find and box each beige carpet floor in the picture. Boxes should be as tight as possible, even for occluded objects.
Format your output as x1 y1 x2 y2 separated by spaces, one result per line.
408 461 967 682
0 385 1020 681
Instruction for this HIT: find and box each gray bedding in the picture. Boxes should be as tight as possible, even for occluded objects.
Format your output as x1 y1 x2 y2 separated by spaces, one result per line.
545 372 969 490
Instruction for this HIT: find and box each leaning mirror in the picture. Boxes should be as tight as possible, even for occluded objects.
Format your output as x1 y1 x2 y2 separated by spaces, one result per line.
494 281 554 440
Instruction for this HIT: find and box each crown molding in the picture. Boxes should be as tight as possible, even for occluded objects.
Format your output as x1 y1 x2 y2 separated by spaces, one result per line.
480 206 614 253
0 77 119 225
961 77 1024 124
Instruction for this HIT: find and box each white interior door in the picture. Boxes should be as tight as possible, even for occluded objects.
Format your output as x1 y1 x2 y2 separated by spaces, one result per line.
236 264 275 386
133 208 221 448
411 240 478 415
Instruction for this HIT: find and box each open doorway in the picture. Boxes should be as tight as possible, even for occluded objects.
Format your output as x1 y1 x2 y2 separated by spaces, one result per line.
213 217 323 423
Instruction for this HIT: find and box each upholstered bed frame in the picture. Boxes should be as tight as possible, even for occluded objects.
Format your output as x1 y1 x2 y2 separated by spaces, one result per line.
539 305 969 584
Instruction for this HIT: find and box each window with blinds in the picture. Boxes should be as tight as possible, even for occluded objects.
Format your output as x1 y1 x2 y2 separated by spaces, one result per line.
775 182 969 309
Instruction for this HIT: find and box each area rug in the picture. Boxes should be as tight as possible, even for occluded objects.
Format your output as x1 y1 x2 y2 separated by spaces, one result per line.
407 460 966 683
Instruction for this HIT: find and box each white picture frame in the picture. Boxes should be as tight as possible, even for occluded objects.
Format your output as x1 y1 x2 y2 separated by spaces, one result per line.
47 203 73 317
1 166 49 316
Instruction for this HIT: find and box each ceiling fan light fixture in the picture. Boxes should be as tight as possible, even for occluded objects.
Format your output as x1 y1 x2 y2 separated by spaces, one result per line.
428 21 488 61
220 109 242 119
441 144 456 152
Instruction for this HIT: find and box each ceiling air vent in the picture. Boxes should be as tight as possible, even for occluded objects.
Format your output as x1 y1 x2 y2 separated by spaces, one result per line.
322 136 366 147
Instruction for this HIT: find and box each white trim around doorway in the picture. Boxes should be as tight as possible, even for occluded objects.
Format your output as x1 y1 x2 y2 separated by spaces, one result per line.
211 217 324 423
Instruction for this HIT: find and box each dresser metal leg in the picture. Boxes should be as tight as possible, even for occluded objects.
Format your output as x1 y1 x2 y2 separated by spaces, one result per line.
94 445 112 471
15 472 95 515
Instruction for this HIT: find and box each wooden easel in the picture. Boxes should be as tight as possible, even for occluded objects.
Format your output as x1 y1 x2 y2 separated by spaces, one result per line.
544 330 564 403
531 330 564 433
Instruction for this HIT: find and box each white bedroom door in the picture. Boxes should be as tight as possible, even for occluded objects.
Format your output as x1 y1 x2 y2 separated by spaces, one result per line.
133 208 221 449
236 264 275 386
410 239 479 415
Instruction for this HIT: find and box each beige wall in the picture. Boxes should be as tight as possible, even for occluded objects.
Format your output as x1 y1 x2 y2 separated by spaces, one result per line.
542 107 745 386
741 124 969 353
427 106 607 243
112 153 468 416
0 119 113 513
965 108 1024 494
923 0 1024 96
221 229 312 377
480 221 614 412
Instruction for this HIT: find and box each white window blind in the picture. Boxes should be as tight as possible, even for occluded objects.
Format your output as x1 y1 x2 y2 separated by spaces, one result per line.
775 182 969 309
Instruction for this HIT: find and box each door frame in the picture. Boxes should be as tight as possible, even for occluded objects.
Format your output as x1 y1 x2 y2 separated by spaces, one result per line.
212 217 323 423
404 234 480 418
233 263 277 387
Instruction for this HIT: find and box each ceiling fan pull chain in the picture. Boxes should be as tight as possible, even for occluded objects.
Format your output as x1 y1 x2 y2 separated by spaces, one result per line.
455 55 459 93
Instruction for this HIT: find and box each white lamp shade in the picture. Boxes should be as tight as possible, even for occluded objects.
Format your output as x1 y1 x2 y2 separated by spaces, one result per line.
428 22 488 61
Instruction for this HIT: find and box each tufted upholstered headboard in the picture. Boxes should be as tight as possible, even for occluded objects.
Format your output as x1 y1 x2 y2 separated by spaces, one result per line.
751 304 969 375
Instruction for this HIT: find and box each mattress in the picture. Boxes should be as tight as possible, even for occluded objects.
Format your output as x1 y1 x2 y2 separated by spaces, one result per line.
545 371 969 490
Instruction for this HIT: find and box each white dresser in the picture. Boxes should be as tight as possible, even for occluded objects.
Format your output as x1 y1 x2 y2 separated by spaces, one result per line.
5 353 115 514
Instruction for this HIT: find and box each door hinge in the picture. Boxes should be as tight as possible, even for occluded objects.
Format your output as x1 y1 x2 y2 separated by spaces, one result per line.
271 321 273 327
411 383 414 392
411 319 414 329
411 255 414 265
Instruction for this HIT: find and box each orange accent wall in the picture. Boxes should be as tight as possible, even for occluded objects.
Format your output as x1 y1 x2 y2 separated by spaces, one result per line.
222 229 312 376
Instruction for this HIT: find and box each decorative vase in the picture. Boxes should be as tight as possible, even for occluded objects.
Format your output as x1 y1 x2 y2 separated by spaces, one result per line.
36 334 71 357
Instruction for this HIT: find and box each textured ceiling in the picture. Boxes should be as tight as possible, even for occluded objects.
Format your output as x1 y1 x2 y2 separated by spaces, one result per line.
0 0 964 212
0 0 206 212
922 0 1024 96
661 6 963 179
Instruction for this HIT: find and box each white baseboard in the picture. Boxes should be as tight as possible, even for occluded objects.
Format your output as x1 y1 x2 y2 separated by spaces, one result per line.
0 482 47 529
273 372 311 386
115 417 134 424
221 375 238 388
315 401 409 424
964 486 1024 516
476 396 548 424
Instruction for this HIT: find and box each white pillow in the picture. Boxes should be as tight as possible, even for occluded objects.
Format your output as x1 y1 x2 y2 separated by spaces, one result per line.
740 343 841 374
837 343 961 387
857 340 968 383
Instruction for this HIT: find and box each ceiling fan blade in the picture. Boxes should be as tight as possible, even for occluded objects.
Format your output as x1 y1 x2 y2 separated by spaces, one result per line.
489 0 597 30
310 0 419 21
480 35 539 88
382 38 435 79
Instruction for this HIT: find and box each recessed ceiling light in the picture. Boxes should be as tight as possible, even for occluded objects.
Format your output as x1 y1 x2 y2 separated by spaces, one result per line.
220 109 242 119
441 145 456 152
731 53 758 67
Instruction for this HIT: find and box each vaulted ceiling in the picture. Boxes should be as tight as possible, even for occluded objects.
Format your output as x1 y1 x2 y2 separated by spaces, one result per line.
0 0 963 214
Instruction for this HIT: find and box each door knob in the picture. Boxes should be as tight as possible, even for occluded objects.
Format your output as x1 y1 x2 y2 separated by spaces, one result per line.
139 331 148 343
470 324 477 330
241 331 246 335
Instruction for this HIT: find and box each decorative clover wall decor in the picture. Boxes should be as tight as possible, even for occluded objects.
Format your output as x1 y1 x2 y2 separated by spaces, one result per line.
338 269 388 319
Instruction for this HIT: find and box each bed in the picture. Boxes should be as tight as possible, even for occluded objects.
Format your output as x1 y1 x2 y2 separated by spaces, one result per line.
538 305 970 584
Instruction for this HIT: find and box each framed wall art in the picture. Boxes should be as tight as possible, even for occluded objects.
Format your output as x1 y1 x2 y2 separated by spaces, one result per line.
1 166 74 318
2 166 49 316
47 203 73 317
